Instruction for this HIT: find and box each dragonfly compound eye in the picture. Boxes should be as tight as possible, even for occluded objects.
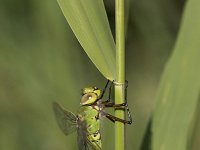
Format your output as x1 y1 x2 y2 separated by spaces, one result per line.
80 93 97 105
93 89 101 98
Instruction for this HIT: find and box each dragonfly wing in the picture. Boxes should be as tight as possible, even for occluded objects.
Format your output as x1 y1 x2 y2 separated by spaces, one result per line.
86 138 101 150
77 120 88 150
53 102 77 135
77 120 101 150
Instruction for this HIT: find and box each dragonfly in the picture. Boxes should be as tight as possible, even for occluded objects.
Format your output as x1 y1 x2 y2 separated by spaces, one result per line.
53 80 132 150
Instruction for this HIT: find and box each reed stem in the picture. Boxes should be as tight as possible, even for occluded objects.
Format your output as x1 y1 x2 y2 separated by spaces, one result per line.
115 0 125 149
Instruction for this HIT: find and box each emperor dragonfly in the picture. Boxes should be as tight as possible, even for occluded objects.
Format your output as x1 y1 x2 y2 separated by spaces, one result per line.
53 80 132 150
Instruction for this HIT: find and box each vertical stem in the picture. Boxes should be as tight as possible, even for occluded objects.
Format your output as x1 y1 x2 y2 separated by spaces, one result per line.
115 0 125 150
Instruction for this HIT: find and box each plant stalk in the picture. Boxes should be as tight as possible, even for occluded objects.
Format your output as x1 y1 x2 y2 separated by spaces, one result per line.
115 0 125 149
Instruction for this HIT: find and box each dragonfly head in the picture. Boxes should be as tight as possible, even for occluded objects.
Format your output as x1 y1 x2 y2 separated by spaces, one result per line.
80 87 101 105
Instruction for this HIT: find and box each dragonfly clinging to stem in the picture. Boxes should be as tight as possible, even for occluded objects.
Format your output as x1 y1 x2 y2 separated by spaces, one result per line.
53 80 132 150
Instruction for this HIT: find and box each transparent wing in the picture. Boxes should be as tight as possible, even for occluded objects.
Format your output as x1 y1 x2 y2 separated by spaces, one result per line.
53 102 77 135
77 119 88 150
86 138 101 150
77 120 101 150
78 137 101 150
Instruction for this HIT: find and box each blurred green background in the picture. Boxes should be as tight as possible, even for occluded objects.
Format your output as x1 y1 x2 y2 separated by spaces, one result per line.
0 0 186 150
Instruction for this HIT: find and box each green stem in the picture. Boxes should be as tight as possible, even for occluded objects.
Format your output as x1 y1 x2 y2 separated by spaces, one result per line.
115 0 125 149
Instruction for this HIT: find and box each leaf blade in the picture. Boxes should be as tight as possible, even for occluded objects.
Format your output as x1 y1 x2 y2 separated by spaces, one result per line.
152 0 200 149
57 0 116 80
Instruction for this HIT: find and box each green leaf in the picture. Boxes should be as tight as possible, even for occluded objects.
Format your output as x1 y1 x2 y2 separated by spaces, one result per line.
190 99 200 150
152 0 200 150
57 0 116 80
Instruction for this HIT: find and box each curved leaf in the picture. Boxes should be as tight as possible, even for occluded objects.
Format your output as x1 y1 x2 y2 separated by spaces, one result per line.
57 0 116 80
152 0 200 149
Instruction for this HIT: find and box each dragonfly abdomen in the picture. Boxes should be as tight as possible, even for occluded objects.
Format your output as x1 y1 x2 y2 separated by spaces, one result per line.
88 130 101 149
78 105 102 149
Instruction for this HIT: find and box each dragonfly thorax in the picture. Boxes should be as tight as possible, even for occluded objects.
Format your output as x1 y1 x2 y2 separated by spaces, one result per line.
80 87 101 105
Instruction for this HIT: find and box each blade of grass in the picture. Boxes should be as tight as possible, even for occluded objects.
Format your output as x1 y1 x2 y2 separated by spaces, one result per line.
152 0 200 149
57 0 116 80
190 96 200 150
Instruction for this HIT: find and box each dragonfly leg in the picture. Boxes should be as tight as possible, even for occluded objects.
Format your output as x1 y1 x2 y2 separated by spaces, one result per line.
104 112 132 124
101 81 113 103
99 80 110 99
104 102 132 124
124 80 133 124
104 102 126 107
103 80 132 124
100 80 115 103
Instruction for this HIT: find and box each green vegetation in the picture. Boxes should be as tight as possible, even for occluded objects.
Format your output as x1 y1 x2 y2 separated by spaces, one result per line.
57 0 116 80
115 0 126 150
0 0 200 150
152 0 200 149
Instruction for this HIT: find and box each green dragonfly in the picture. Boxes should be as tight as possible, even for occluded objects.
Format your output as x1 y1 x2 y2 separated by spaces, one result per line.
53 80 132 150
